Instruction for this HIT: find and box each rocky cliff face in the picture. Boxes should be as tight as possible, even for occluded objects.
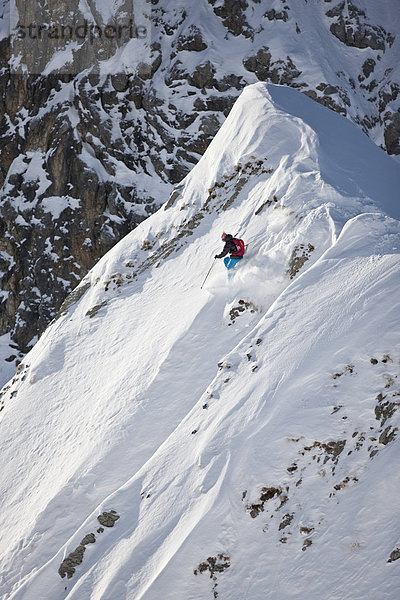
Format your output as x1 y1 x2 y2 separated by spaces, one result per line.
0 0 399 374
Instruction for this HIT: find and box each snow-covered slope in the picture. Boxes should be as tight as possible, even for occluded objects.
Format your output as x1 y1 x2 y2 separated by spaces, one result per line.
0 83 399 600
2 0 400 369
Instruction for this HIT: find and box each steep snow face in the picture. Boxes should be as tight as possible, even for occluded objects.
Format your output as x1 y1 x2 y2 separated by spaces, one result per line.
1 0 400 371
0 83 399 600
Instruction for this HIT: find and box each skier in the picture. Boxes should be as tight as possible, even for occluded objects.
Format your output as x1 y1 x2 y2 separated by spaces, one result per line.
215 232 245 270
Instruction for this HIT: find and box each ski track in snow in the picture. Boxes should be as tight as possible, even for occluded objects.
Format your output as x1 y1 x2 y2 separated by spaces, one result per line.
0 83 400 600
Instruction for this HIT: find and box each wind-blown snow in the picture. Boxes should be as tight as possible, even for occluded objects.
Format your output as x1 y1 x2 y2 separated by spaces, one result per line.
0 83 399 600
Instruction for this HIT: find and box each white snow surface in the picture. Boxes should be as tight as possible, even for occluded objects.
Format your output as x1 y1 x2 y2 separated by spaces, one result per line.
0 83 400 600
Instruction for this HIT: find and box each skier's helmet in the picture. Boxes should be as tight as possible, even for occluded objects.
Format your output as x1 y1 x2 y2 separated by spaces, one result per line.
221 232 227 239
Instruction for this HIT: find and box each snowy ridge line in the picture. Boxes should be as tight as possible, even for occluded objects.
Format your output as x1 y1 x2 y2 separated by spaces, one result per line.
43 79 400 322
2 0 400 381
1 83 400 599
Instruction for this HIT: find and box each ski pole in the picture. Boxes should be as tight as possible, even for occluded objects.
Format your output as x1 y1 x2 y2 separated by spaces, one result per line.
200 259 216 289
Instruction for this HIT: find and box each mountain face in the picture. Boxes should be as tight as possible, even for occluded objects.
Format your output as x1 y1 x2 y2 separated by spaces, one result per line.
0 82 399 600
0 0 400 381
